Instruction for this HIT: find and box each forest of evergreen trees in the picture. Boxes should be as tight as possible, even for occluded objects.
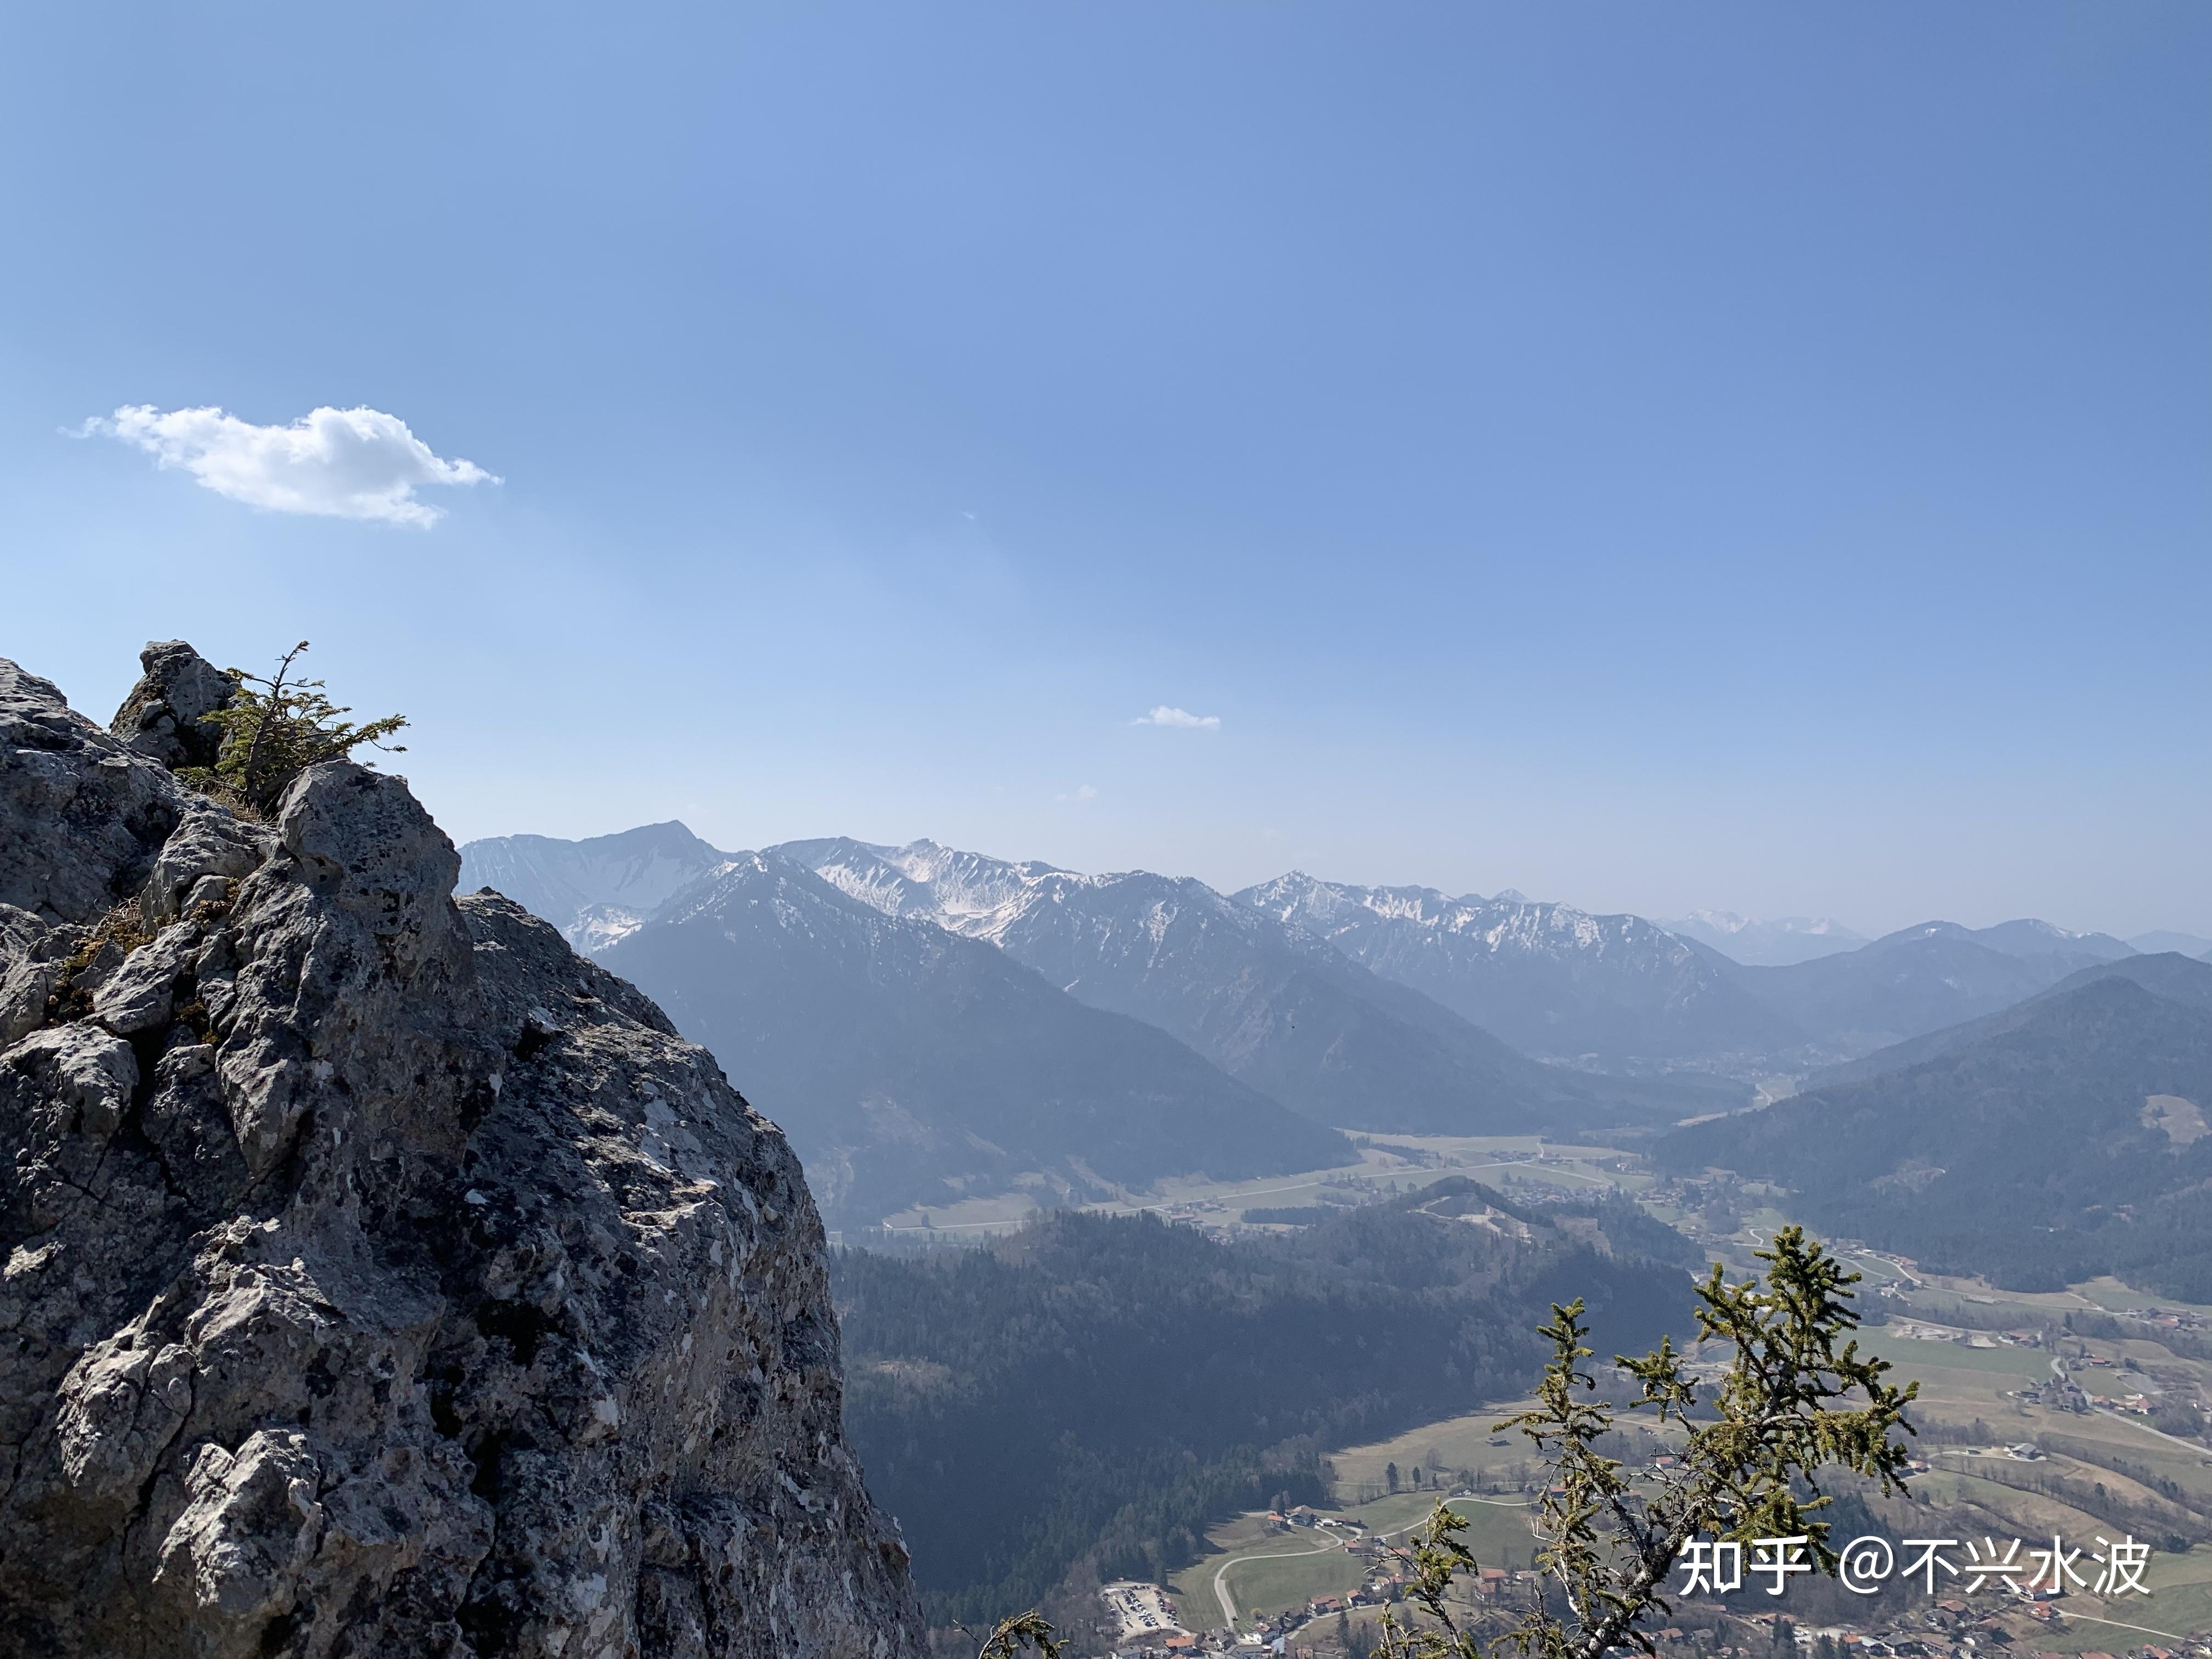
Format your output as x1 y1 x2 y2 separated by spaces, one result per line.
831 1181 1699 1625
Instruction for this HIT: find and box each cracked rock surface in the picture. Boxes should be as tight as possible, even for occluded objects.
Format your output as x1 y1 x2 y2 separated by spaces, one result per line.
0 648 922 1658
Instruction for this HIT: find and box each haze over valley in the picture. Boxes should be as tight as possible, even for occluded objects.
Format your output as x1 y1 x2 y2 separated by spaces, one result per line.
458 823 2212 1242
8 4 2207 1655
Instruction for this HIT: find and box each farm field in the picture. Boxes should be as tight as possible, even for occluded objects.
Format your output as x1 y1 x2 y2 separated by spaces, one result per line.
878 1134 1643 1234
1859 1334 2052 1382
2003 1542 2212 1652
1324 1397 1548 1498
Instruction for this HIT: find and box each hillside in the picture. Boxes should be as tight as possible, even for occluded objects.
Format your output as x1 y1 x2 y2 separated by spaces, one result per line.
1655 973 2212 1297
597 851 1351 1226
1802 951 2212 1088
1722 919 2140 1054
779 837 1624 1135
834 1183 1698 1626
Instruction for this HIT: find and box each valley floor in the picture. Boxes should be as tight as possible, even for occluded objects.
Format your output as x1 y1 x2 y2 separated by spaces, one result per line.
875 1133 1643 1238
1136 1152 2212 1652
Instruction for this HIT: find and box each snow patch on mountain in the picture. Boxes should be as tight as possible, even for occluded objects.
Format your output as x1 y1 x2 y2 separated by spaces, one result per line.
458 820 730 952
1234 872 1804 1060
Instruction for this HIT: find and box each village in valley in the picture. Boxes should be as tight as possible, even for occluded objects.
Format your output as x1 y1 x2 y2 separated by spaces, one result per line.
1079 1142 2212 1659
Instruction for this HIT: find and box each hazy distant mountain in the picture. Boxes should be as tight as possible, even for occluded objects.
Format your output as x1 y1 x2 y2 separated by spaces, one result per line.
1656 961 2212 1300
775 838 1630 1135
2130 929 2212 960
1726 920 2134 1054
458 821 727 952
595 852 1351 1226
1235 873 1802 1062
1657 910 1866 968
1961 917 2136 963
1799 952 2212 1091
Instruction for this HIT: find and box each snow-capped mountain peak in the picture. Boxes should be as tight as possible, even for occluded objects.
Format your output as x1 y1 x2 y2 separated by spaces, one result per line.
1234 872 1801 1060
778 836 1103 943
457 820 731 953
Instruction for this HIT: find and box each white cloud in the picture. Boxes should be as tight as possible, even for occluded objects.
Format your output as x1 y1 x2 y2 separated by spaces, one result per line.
1133 706 1220 729
82 403 497 527
1054 784 1099 803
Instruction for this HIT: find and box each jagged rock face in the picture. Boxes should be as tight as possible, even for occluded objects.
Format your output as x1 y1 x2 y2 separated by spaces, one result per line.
0 648 921 1658
1 660 186 929
109 640 237 773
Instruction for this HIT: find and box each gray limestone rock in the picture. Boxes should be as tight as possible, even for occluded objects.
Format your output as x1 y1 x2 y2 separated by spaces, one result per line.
1 659 182 926
0 651 921 1658
111 640 236 772
139 805 270 928
0 905 75 1046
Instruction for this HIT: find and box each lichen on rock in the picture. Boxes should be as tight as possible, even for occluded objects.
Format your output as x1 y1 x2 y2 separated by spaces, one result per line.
0 644 921 1658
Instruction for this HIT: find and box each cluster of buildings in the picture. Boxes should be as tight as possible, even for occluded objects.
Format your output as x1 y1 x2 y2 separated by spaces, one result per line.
1103 1576 2212 1659
2131 1308 2205 1335
1646 1602 2211 1659
2013 1352 2171 1416
1884 1321 2044 1348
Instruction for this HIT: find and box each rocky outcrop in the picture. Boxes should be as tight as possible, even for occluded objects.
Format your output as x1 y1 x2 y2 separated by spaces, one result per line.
0 646 922 1658
109 640 237 772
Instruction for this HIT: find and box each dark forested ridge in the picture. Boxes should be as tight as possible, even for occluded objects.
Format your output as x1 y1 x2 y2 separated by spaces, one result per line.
1656 971 2212 1297
832 1183 1698 1625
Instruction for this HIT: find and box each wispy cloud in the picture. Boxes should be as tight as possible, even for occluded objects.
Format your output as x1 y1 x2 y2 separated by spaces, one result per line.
1054 784 1099 803
1133 706 1220 729
79 403 497 527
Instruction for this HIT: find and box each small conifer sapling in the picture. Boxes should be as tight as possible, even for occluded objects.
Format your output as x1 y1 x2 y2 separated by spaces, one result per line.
178 641 409 812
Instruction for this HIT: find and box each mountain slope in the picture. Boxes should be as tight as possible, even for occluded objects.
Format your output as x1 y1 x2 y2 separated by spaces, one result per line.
1655 974 2212 1298
597 852 1352 1225
1802 952 2212 1090
776 837 1624 1135
1965 917 2136 963
1236 873 1802 1062
1724 921 2111 1053
836 1184 1697 1623
2130 929 2212 958
458 820 727 952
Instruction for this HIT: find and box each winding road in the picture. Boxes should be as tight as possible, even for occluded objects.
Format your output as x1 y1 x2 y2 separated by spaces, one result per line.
2045 1355 2211 1457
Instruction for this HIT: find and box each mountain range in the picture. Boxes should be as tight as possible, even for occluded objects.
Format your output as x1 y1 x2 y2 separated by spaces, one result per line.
776 837 1624 1135
1239 873 1802 1061
456 830 1767 1227
1715 918 2140 1055
458 821 2211 1231
505 841 1352 1225
1655 953 2212 1299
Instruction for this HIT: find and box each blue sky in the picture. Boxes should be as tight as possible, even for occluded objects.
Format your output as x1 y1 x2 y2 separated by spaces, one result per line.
4 3 2207 936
